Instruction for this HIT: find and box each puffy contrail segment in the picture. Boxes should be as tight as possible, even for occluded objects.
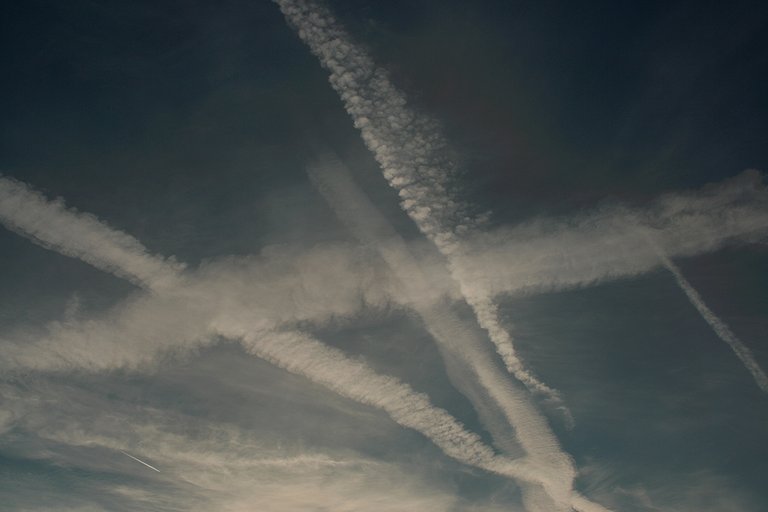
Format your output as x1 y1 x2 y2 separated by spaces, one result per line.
273 0 565 411
0 176 184 291
120 450 161 472
651 243 768 393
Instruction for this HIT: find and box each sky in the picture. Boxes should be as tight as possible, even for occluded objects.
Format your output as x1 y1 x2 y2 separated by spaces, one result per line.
1 0 768 511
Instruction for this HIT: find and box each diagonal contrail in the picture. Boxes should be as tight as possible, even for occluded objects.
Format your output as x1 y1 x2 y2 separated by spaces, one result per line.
462 170 768 300
0 175 564 503
307 154 574 459
649 240 768 393
120 450 161 472
274 2 615 508
0 176 184 291
273 0 564 407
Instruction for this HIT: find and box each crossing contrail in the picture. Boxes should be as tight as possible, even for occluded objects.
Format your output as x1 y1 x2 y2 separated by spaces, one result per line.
308 155 574 447
272 0 566 413
274 1 612 505
120 450 161 472
461 170 768 299
0 175 568 504
0 176 184 291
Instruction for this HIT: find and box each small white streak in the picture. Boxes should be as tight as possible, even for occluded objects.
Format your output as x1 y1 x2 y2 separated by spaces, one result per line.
120 450 161 472
647 234 768 393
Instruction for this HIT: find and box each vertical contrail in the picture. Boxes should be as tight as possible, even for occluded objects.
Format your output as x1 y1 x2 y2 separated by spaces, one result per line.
649 239 768 393
274 0 564 412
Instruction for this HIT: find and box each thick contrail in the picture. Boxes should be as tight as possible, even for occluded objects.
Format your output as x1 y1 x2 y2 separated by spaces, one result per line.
120 450 161 472
232 327 610 512
274 0 564 415
3 172 765 309
236 329 509 473
307 156 595 510
462 170 768 299
0 176 184 291
0 176 576 508
650 243 768 393
308 155 573 425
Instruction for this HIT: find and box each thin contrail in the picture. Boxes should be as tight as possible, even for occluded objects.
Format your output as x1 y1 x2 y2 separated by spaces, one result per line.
649 240 768 393
274 0 565 419
120 450 161 472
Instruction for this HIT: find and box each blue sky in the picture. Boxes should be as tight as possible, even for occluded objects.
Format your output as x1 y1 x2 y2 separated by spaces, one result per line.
1 1 767 511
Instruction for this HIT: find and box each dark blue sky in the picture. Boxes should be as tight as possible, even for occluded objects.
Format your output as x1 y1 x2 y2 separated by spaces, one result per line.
1 1 767 511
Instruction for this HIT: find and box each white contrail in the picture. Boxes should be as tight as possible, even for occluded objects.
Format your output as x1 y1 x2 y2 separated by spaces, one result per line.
274 3 618 508
462 170 768 299
233 327 599 511
120 450 161 472
0 174 573 507
0 176 184 291
307 156 588 510
3 169 765 307
308 155 573 428
274 0 563 419
648 240 768 393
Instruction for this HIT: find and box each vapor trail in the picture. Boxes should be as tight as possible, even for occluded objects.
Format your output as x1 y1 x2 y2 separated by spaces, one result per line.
307 156 590 510
0 174 580 507
463 170 768 300
120 450 161 472
0 176 184 291
308 154 573 423
233 327 604 511
651 243 768 393
273 0 564 409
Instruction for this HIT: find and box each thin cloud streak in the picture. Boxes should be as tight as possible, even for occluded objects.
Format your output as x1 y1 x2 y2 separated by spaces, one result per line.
651 243 768 393
273 0 565 409
119 450 161 472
